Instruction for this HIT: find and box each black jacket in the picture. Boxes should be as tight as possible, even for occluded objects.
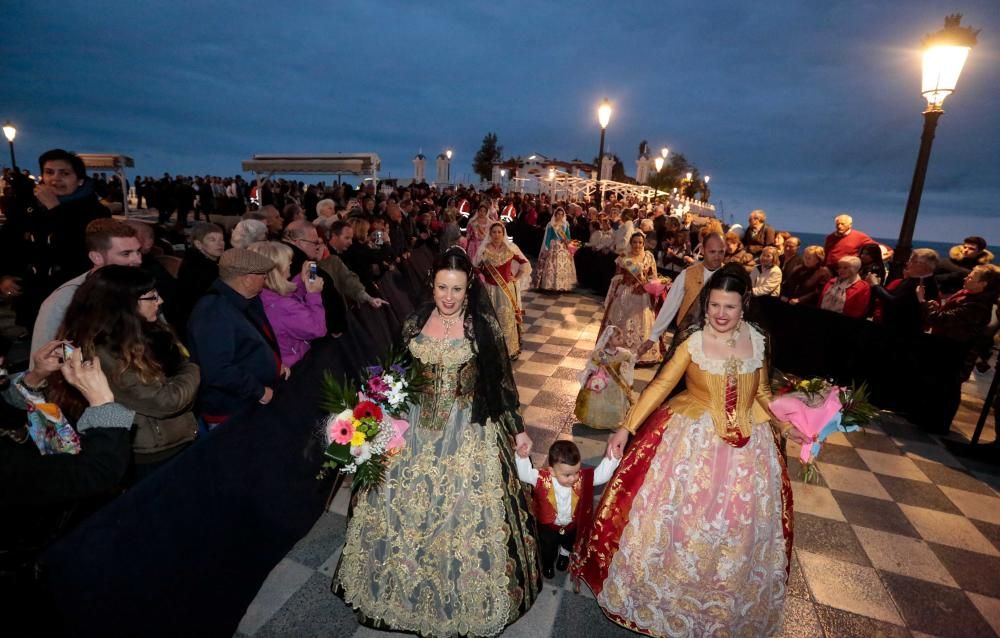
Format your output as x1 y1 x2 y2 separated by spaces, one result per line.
175 247 219 333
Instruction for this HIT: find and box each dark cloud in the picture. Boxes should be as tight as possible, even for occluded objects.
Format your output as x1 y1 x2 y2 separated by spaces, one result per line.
4 0 997 241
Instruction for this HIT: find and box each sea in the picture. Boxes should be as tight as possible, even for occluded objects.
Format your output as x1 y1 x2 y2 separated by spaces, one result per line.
790 232 999 260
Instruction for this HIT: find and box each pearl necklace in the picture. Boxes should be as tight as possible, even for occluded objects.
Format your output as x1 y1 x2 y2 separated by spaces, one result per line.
706 322 741 348
437 308 461 338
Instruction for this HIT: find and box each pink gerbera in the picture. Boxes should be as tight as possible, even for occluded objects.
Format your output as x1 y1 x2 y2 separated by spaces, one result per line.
327 410 355 445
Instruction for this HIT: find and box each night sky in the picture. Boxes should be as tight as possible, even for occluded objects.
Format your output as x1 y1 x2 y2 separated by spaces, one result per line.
4 1 997 243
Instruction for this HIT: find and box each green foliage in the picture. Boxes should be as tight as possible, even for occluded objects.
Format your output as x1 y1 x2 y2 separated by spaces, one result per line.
840 382 879 428
320 371 356 415
473 132 503 182
352 454 388 494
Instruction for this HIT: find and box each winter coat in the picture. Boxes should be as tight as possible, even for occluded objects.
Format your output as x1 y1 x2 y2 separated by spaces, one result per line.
259 276 326 367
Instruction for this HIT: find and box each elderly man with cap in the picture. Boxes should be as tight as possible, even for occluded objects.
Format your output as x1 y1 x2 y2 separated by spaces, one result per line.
187 248 287 428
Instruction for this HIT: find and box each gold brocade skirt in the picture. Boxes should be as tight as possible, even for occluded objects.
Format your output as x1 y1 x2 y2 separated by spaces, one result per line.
332 402 541 637
483 281 522 357
532 243 577 291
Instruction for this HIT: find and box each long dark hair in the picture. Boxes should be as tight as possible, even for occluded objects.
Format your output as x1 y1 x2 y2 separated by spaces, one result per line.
403 247 523 429
49 266 184 420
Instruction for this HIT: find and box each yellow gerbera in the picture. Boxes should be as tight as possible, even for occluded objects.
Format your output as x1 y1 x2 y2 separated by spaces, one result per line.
351 431 366 447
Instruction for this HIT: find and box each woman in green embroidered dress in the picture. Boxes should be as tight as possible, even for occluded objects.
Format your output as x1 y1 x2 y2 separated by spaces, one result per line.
332 247 542 637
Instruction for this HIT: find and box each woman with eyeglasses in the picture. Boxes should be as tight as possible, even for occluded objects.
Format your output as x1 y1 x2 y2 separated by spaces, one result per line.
49 265 200 482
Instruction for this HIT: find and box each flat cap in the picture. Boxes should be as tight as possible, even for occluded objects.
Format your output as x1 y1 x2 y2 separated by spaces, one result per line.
218 248 274 276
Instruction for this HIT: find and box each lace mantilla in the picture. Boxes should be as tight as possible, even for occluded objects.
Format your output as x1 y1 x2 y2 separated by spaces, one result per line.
688 326 765 375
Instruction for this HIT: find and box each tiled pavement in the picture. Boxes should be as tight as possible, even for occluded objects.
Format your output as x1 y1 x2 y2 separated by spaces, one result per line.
237 289 1000 638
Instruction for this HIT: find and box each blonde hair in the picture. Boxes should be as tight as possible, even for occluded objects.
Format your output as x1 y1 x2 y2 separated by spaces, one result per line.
760 246 780 262
804 245 825 262
350 217 370 241
247 241 296 295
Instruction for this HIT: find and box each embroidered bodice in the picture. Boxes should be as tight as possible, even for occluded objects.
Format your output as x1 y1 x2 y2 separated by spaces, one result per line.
624 327 775 441
480 244 527 285
409 334 476 430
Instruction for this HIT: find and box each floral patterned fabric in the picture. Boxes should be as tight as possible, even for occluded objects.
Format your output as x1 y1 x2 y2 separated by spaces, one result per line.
333 335 541 637
600 252 664 364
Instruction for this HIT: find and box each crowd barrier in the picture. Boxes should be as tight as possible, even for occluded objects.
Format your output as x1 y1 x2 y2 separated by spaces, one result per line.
751 297 966 434
37 246 442 637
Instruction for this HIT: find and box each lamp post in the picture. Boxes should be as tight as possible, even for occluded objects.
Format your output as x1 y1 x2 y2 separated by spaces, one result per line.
445 148 453 184
2 121 16 170
596 98 612 207
654 157 664 172
893 14 978 276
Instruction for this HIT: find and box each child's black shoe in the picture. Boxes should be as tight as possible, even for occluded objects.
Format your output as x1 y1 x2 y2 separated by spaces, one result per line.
543 565 555 579
556 555 569 571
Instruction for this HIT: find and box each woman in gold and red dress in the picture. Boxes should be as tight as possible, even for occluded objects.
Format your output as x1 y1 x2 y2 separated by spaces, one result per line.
572 264 810 638
475 222 531 358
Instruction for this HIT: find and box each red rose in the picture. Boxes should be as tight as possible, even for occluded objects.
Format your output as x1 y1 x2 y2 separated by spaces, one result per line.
353 400 383 421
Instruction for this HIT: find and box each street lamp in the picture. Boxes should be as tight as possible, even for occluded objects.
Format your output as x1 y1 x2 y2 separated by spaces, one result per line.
445 148 453 183
654 157 664 172
596 97 612 206
660 147 669 160
893 14 978 275
2 121 16 169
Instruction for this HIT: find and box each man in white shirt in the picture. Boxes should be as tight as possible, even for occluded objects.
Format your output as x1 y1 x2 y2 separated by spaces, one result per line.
638 232 725 356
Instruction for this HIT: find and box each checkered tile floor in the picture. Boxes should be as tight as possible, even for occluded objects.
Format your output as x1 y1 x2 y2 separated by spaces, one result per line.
237 289 1000 638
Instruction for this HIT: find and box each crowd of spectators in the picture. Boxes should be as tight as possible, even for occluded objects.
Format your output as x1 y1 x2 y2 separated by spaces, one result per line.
0 149 998 604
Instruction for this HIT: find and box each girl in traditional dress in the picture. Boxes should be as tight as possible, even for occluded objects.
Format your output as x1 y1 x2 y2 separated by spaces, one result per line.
474 221 532 358
464 205 494 266
572 264 810 638
600 232 665 365
531 207 577 292
333 247 542 638
574 325 635 431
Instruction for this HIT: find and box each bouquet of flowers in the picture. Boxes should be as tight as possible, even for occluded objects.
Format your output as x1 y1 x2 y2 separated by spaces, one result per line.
318 351 425 493
566 239 582 256
643 276 671 299
769 372 879 483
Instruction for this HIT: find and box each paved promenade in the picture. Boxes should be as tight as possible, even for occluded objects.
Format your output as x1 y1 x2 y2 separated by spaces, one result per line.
237 289 1000 638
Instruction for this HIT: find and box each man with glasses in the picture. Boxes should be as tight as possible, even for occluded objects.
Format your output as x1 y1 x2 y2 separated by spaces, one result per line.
282 220 387 337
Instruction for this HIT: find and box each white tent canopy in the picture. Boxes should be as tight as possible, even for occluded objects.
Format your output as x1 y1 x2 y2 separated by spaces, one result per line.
78 153 135 214
241 154 381 205
241 153 379 180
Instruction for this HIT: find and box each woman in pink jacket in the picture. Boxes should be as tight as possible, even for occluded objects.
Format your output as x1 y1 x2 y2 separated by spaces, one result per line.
248 241 326 367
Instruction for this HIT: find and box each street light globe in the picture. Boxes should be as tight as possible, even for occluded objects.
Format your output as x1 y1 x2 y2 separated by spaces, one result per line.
685 172 693 181
2 122 15 143
660 147 669 159
704 175 711 184
654 157 664 172
597 98 612 129
445 149 453 160
921 15 978 110
500 169 506 177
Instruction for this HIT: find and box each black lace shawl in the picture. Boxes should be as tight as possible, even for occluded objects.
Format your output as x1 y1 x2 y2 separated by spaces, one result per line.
401 279 524 434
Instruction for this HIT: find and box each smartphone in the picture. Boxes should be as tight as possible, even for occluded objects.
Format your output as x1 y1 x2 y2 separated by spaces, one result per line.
308 262 318 281
62 342 76 360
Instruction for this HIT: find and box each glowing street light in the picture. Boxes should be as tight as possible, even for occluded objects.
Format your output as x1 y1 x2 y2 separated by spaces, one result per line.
596 97 612 206
445 148 453 183
704 175 711 184
894 14 978 274
685 172 693 181
2 121 16 169
660 147 669 159
654 156 664 172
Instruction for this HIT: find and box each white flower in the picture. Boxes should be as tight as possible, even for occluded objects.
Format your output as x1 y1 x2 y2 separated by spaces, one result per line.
350 443 372 464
